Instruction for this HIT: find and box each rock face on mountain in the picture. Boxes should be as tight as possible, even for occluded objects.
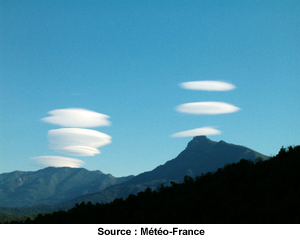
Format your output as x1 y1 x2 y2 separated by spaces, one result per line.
0 167 134 207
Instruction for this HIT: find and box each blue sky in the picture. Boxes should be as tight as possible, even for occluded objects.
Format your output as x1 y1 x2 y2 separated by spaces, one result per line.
1 0 299 177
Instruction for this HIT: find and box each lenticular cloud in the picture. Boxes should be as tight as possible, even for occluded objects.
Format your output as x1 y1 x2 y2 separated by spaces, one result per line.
176 102 240 115
48 128 112 156
171 127 221 138
180 81 236 91
41 108 111 128
32 156 85 168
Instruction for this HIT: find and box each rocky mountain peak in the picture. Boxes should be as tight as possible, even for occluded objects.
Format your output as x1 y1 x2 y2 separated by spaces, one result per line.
186 135 217 150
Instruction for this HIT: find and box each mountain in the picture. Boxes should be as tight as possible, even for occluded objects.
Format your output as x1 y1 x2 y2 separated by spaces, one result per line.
22 145 300 224
0 167 134 207
0 136 268 210
127 136 267 183
66 136 268 205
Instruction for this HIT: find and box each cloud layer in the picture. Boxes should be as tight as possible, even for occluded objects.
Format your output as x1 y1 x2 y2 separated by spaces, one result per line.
48 128 112 156
171 127 221 138
41 108 111 128
180 81 236 91
176 102 240 115
32 156 85 168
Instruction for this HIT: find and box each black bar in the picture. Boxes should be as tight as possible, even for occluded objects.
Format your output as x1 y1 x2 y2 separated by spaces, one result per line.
97 227 205 235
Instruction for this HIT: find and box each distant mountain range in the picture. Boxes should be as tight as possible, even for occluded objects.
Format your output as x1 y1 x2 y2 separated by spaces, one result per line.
0 167 133 207
0 136 268 212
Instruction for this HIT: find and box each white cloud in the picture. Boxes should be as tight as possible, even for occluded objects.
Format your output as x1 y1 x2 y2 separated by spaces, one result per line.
60 146 101 156
171 127 221 138
41 108 111 128
176 102 240 115
180 81 236 91
32 156 85 168
48 128 112 156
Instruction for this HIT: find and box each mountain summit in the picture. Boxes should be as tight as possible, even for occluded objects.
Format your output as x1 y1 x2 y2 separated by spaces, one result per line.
186 135 215 149
126 136 267 185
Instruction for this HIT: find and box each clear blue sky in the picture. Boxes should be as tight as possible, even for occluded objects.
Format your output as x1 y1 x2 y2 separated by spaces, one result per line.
1 0 299 177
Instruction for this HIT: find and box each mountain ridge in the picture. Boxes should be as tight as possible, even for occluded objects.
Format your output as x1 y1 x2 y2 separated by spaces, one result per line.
61 136 268 206
21 145 300 224
0 136 268 210
0 166 134 207
125 136 267 184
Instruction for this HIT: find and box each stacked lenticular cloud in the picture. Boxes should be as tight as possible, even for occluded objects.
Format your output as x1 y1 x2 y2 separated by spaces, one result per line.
176 102 240 115
172 80 240 137
41 108 111 128
33 108 112 168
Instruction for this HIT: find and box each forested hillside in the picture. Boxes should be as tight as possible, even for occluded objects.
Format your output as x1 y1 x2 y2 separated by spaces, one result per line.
19 145 300 224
